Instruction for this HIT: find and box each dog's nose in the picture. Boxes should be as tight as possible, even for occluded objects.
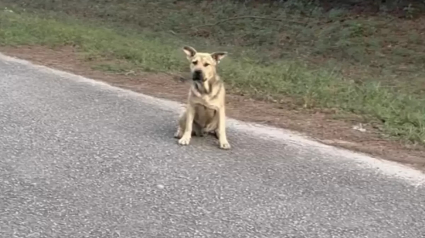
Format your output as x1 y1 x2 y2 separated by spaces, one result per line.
193 70 203 81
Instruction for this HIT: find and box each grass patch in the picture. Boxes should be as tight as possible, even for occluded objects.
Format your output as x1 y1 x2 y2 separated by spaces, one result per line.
0 1 424 145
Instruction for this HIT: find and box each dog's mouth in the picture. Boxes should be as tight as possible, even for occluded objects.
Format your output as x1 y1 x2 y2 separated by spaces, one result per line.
192 70 205 82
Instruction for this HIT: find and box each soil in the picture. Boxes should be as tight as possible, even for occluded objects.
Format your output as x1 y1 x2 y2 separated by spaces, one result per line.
2 45 424 171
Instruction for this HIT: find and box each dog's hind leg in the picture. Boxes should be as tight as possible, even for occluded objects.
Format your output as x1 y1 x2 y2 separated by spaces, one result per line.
209 130 219 139
204 112 219 139
192 122 204 137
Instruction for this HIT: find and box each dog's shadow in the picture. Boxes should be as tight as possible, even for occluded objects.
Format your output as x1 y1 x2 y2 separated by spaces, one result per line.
175 130 221 147
146 120 219 148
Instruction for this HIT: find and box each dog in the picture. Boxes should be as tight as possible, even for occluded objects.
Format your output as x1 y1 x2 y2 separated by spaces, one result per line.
174 46 231 149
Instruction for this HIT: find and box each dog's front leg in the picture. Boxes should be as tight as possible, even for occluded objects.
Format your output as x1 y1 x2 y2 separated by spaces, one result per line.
178 105 195 146
217 106 231 149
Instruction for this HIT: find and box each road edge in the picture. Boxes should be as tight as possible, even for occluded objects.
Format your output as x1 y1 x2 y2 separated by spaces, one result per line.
1 52 424 186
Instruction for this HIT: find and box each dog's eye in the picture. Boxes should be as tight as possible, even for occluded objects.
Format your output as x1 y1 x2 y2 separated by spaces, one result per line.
204 63 210 67
192 61 198 65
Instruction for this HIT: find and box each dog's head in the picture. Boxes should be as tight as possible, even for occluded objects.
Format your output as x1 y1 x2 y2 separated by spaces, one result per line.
182 46 227 82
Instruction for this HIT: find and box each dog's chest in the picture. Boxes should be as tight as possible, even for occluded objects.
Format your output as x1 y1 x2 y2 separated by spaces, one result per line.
192 96 219 111
194 104 217 126
194 82 208 95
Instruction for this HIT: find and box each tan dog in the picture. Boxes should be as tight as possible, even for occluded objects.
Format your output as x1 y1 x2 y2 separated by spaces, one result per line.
174 46 231 149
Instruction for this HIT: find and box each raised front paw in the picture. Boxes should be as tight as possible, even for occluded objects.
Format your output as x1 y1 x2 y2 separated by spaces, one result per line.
178 135 191 146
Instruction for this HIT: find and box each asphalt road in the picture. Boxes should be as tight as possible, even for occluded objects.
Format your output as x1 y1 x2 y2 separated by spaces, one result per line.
1 53 425 238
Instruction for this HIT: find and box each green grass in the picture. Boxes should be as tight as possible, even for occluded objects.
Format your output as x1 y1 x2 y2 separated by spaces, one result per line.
0 1 425 145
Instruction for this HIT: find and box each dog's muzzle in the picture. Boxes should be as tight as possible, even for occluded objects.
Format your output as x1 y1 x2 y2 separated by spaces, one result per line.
192 70 204 82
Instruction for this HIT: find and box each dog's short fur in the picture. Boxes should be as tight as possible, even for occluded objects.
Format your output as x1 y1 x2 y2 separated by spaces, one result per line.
174 46 231 149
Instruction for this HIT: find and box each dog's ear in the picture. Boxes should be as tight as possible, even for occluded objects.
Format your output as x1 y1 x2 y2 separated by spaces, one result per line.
183 46 197 58
211 52 228 64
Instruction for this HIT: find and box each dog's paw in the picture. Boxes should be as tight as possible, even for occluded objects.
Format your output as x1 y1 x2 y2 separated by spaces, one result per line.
174 128 183 138
178 136 191 146
219 140 231 150
192 130 204 137
174 131 182 139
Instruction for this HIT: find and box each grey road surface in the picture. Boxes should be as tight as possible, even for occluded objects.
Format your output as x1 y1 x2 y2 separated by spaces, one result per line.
1 54 425 238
